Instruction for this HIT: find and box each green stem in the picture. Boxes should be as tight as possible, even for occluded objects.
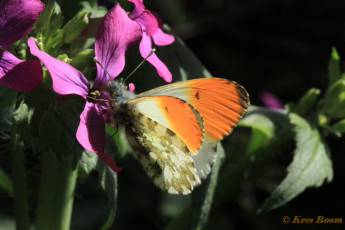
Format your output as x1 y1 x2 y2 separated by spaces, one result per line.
35 151 78 230
11 126 30 230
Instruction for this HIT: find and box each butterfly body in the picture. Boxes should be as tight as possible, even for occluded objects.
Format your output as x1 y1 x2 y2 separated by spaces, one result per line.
108 78 249 194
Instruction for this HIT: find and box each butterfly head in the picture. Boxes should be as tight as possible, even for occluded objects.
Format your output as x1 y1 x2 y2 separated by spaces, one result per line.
106 79 136 103
105 80 137 125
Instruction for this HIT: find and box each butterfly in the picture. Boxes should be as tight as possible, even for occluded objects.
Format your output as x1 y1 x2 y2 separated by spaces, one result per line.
107 78 249 194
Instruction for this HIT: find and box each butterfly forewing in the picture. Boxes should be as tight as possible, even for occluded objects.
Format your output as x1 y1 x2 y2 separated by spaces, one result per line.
138 78 249 141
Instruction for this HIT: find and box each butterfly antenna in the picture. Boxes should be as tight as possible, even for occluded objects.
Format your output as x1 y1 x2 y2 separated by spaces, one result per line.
93 57 114 80
122 48 156 85
105 124 119 144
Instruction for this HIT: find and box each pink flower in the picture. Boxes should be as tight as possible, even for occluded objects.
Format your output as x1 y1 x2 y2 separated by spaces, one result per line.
128 83 135 91
124 0 175 82
28 5 142 172
0 0 44 92
258 90 284 109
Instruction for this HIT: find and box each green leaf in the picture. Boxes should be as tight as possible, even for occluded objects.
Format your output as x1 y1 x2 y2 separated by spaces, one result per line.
78 150 98 176
239 106 291 153
97 165 118 229
219 106 293 194
240 110 275 154
259 113 333 213
0 168 13 196
79 149 118 229
240 106 289 134
36 0 56 29
328 47 341 85
246 128 270 155
99 208 115 230
240 112 274 138
38 102 83 166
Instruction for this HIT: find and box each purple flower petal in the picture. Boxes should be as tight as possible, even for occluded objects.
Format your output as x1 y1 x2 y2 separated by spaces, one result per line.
77 102 106 154
128 0 145 19
150 11 174 46
128 0 158 36
152 28 175 46
139 33 172 82
134 11 158 36
0 50 42 91
28 37 89 98
76 102 121 172
0 0 44 47
97 151 122 172
94 4 141 89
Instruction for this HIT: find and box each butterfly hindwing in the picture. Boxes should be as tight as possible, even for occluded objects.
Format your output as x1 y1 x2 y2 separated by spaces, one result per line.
124 96 204 194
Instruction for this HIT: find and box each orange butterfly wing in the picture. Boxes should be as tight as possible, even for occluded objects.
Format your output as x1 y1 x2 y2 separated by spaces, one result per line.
138 78 249 141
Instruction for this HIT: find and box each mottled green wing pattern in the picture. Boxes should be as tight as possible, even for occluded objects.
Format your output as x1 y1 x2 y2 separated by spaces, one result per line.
125 109 201 194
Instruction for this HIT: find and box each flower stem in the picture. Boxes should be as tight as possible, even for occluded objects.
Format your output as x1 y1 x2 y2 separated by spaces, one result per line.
11 127 30 230
35 151 78 230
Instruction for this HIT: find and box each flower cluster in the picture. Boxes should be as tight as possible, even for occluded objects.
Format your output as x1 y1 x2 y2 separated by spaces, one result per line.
24 1 174 171
0 0 44 92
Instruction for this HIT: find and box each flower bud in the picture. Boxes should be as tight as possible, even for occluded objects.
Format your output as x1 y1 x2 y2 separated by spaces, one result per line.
62 10 90 43
321 77 345 119
70 49 94 69
328 47 341 85
296 88 320 115
330 119 345 137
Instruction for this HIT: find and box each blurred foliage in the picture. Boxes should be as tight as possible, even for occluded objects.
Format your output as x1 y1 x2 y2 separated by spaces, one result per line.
1 0 345 230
